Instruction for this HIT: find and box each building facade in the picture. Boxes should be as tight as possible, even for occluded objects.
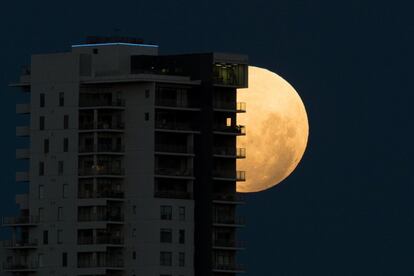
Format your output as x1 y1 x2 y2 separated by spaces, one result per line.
2 37 248 276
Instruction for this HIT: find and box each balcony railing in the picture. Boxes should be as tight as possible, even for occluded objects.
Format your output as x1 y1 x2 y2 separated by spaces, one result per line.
78 190 124 199
213 101 246 112
78 259 124 268
213 170 246 181
213 147 246 158
155 98 199 109
213 193 245 203
212 263 245 272
3 260 39 271
79 121 125 131
155 121 198 132
78 236 124 245
79 144 125 153
155 167 193 177
155 144 193 154
79 98 125 108
213 216 245 226
213 239 245 248
3 239 38 248
79 167 125 176
2 216 39 226
78 213 124 222
154 190 192 199
213 125 246 135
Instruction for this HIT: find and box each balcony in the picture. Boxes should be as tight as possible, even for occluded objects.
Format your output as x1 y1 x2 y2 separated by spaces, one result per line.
16 103 30 114
213 101 246 113
213 194 245 204
213 216 245 227
78 258 124 269
212 263 245 273
213 170 246 182
79 144 125 154
79 97 125 109
79 167 125 177
16 149 30 159
3 239 38 249
213 147 246 158
155 98 200 110
213 125 246 136
78 235 124 246
16 126 30 137
80 121 125 132
213 239 245 250
3 260 38 272
2 216 39 227
155 120 199 133
78 213 124 223
154 190 192 199
155 144 193 155
155 167 193 179
78 189 124 199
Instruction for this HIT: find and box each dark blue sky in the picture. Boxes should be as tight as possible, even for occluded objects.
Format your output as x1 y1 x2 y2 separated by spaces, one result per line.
1 1 413 275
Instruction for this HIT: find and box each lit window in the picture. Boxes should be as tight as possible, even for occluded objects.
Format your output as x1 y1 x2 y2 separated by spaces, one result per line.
226 117 232 127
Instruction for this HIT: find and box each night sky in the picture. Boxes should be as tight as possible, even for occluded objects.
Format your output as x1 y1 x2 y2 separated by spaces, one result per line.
1 1 413 275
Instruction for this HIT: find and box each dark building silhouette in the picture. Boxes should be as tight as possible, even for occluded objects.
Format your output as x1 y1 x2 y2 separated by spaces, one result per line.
1 37 248 276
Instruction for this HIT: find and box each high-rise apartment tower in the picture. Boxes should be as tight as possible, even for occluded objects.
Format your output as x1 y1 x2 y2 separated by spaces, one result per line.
1 37 248 276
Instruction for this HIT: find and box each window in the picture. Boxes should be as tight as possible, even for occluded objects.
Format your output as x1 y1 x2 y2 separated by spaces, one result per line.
62 184 68 198
132 205 136 215
38 185 44 199
179 229 185 244
132 228 136 238
145 89 150 98
39 208 44 221
132 251 136 260
39 116 45 130
93 48 98 54
58 161 64 175
160 228 172 243
179 206 185 221
226 117 232 127
40 93 45 107
38 254 44 267
160 251 172 266
39 162 44 176
179 252 185 267
63 138 69 152
43 230 48 244
160 205 172 220
145 112 149 121
59 92 64 106
63 115 69 129
44 139 49 154
57 229 63 244
58 207 63 221
62 252 67 267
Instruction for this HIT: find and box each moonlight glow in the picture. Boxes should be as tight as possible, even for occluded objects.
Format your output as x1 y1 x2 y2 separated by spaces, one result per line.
237 66 309 193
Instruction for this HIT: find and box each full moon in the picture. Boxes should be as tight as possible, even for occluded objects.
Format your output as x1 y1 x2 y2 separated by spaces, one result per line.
237 66 309 193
